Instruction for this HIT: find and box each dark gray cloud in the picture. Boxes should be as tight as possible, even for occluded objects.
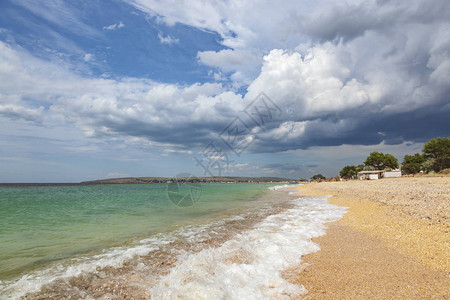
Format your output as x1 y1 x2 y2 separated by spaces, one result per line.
1 0 449 158
302 3 386 42
242 100 450 153
301 0 450 43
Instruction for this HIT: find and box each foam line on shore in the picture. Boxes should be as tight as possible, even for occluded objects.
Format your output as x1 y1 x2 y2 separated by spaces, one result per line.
0 195 290 299
269 184 297 191
151 196 346 300
1 190 345 299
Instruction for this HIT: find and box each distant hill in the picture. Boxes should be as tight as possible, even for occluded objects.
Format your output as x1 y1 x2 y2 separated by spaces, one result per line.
81 176 294 185
0 176 295 187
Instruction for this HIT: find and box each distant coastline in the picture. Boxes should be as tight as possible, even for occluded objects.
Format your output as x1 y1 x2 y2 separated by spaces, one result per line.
0 176 296 187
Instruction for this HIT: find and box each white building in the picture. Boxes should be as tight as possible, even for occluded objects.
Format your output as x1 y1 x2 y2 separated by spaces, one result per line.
357 168 402 180
357 170 384 180
384 168 402 178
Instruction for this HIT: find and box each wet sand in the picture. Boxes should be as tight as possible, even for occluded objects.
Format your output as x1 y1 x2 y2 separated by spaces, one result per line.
291 177 449 299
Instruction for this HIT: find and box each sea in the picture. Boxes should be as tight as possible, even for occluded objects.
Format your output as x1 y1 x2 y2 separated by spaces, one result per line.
0 182 346 299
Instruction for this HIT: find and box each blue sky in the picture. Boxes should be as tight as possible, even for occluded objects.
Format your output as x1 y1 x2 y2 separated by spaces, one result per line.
0 0 449 182
0 0 225 83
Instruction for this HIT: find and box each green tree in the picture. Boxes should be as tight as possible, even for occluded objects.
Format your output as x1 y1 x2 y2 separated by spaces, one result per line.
311 174 326 181
339 165 361 179
364 152 399 170
421 158 436 173
422 137 450 172
363 165 375 171
402 153 426 174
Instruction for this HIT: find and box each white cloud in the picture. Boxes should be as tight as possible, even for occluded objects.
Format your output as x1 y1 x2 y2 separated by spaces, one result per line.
162 149 193 156
126 0 450 102
234 163 249 168
0 102 44 123
125 0 316 49
14 0 100 38
198 49 261 85
0 40 241 150
1 0 449 156
245 46 371 119
83 53 93 62
126 0 229 34
157 33 179 45
103 21 125 30
260 121 307 141
125 0 318 85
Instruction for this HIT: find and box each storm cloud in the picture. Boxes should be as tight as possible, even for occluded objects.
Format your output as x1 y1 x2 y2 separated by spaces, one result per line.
1 0 449 158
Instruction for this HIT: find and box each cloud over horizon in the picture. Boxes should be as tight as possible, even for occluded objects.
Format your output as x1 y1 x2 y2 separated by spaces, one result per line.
0 0 449 180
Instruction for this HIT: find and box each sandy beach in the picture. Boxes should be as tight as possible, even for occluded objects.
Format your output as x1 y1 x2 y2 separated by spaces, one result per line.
290 177 449 299
2 179 448 299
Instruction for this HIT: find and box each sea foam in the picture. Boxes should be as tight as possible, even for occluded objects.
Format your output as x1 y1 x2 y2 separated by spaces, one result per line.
151 196 346 300
0 236 173 299
1 194 346 299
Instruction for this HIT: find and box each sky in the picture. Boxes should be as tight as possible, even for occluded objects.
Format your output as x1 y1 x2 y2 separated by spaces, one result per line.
0 0 449 182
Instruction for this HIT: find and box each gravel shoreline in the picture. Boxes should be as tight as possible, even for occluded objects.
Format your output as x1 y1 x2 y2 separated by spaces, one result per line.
304 176 449 226
291 177 449 299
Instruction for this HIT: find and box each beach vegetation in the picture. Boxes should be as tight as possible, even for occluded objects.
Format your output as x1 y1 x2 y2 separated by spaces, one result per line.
440 168 450 174
311 174 326 181
421 158 436 173
363 165 376 171
402 153 426 174
364 152 399 170
422 137 450 172
339 165 361 179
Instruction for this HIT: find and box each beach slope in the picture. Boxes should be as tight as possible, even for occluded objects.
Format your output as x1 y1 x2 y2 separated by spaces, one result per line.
291 177 449 299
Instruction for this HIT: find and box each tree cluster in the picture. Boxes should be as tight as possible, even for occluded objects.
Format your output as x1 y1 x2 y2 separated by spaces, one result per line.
338 137 450 178
339 152 399 179
310 174 326 181
402 153 426 174
339 165 362 179
402 137 450 174
363 152 399 170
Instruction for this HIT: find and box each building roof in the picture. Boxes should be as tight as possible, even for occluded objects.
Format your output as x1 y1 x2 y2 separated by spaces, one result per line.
357 170 384 174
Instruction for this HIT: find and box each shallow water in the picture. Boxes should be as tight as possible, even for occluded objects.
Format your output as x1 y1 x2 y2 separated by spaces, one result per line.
0 183 346 299
0 183 276 279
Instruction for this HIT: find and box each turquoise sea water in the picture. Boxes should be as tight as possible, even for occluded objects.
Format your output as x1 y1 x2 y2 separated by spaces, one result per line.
0 183 349 299
0 183 276 281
